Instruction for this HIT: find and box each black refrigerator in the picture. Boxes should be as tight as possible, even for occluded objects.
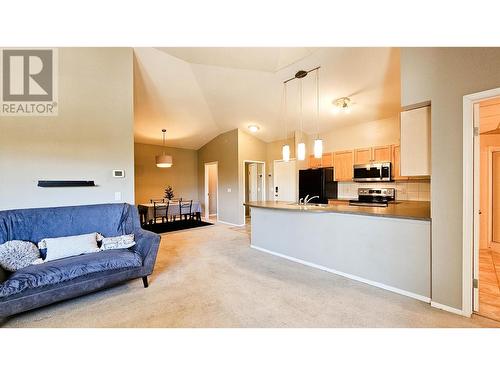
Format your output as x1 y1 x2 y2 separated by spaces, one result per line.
298 167 338 204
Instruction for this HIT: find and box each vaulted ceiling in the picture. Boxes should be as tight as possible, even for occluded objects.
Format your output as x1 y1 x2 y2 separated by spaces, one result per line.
134 47 400 149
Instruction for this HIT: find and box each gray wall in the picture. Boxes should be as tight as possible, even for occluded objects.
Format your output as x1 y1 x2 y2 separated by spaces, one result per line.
134 142 198 204
197 129 239 224
401 47 500 309
0 48 134 210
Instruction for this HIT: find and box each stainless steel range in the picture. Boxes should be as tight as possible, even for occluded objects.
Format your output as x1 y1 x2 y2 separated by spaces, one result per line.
349 188 395 207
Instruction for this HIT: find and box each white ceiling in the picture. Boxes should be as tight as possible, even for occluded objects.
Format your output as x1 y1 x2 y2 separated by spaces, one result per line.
134 47 400 149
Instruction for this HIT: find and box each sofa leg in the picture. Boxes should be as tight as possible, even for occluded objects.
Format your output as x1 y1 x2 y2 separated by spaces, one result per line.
142 276 149 288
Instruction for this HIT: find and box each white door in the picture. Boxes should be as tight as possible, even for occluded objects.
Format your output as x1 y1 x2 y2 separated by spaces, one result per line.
249 163 258 201
273 160 297 202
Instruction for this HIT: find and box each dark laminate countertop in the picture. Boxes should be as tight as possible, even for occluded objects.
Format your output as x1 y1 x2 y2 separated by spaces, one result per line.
244 200 431 221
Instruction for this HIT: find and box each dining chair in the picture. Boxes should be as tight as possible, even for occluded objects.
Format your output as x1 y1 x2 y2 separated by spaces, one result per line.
153 201 169 224
179 199 193 221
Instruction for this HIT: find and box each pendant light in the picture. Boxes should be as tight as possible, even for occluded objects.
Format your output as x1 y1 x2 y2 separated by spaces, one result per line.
281 83 290 162
297 78 306 161
313 69 323 159
155 129 173 168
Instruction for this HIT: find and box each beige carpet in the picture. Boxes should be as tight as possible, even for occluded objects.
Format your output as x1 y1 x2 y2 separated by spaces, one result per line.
2 223 500 328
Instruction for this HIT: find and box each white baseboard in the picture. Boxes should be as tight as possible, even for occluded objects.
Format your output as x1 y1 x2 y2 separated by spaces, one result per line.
250 244 431 303
430 301 467 316
217 220 246 227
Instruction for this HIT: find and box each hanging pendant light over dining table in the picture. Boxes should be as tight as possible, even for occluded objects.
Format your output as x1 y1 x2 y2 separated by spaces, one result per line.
156 129 173 168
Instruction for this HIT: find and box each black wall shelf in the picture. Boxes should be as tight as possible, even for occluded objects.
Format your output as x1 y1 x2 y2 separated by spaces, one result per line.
38 180 96 188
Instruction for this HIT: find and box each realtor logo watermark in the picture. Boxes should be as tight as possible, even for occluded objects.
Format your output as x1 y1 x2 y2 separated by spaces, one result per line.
0 48 58 116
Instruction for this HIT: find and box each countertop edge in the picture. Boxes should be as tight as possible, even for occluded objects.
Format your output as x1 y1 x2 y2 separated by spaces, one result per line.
244 202 431 222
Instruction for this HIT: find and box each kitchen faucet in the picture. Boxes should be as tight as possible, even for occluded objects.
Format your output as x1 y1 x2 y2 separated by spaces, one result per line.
299 195 320 205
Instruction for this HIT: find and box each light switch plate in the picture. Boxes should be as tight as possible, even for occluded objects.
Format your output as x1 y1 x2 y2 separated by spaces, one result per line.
227 188 231 193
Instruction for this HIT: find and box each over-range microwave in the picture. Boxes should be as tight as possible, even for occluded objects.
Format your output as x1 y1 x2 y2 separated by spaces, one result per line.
352 162 392 182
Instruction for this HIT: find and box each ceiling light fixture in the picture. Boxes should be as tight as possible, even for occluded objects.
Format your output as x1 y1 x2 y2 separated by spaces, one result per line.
282 66 322 161
155 129 173 168
332 97 352 114
313 69 323 159
248 124 260 133
281 83 290 162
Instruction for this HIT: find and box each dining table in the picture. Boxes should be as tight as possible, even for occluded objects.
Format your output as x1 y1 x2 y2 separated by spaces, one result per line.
137 200 202 224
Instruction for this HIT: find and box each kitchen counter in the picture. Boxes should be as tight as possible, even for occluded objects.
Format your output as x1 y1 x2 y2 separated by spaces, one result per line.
244 200 430 221
247 200 431 302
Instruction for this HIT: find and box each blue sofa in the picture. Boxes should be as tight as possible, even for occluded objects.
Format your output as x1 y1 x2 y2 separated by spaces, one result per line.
0 203 161 320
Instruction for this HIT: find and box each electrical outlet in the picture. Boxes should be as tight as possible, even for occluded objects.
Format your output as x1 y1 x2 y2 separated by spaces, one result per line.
114 192 122 201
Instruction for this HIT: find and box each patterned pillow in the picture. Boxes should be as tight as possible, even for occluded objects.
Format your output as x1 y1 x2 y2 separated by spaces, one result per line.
0 240 41 272
100 234 135 250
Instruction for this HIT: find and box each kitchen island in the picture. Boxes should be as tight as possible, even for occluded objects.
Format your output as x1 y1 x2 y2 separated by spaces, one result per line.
245 200 431 302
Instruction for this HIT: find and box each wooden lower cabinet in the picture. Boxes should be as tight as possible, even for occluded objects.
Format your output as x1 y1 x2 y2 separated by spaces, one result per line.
334 150 354 181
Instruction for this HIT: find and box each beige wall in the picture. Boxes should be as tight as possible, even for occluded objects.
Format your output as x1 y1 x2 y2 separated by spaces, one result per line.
197 129 239 224
401 47 500 310
311 116 400 153
134 142 198 204
0 48 134 210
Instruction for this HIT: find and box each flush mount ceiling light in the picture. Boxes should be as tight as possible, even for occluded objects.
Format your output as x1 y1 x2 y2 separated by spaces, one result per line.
155 129 173 168
332 97 352 114
248 124 260 133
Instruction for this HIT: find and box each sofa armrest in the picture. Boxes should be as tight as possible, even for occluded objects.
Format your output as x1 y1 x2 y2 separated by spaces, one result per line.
133 228 161 275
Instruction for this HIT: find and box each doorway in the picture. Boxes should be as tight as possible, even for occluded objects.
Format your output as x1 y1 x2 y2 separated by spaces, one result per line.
204 162 218 221
273 159 297 202
243 161 265 219
476 97 500 320
463 89 500 319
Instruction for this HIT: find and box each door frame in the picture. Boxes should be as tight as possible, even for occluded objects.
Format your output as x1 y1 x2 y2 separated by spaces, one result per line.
488 146 500 250
242 160 266 223
462 87 500 317
204 161 219 221
273 158 297 202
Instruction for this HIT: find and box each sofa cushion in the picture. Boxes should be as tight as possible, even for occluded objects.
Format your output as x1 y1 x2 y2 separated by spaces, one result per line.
0 240 41 271
39 233 100 262
101 234 135 250
0 249 142 299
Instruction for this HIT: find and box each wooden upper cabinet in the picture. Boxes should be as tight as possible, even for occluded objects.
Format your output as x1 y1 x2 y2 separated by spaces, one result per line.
308 154 321 168
308 153 333 168
392 144 408 181
354 148 371 164
372 145 392 163
321 152 333 167
334 150 354 181
354 145 393 164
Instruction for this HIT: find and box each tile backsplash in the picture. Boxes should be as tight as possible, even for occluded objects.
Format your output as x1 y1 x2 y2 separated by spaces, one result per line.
337 180 431 201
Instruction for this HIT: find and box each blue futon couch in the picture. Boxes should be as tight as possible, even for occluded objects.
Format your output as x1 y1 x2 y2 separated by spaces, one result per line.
0 203 161 320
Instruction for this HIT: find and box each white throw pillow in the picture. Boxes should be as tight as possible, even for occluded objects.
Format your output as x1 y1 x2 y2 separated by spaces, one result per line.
100 234 135 250
40 233 100 262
